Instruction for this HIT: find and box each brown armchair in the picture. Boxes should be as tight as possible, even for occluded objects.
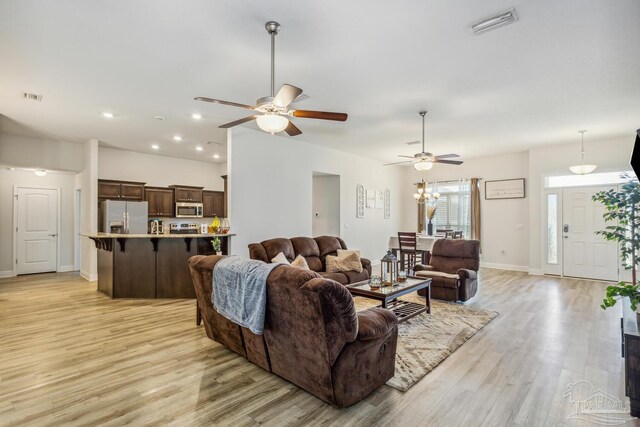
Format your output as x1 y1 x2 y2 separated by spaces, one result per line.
413 239 480 302
188 255 398 407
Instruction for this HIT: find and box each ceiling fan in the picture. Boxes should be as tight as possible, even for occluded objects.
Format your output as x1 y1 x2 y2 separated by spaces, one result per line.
195 21 348 136
384 111 463 170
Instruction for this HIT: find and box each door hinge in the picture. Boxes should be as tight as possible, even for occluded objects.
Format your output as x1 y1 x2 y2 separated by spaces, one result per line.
14 194 18 199
15 259 18 264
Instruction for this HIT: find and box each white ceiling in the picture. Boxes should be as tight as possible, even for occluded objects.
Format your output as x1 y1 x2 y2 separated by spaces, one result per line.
0 0 638 165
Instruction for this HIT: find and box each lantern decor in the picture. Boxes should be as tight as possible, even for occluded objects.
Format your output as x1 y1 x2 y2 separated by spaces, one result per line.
381 251 399 286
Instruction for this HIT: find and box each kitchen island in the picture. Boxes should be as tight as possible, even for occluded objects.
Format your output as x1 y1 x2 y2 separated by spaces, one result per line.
84 233 234 299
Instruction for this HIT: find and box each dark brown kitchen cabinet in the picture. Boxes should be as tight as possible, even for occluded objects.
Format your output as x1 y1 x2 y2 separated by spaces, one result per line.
203 190 225 217
170 185 203 202
145 187 174 217
98 180 145 201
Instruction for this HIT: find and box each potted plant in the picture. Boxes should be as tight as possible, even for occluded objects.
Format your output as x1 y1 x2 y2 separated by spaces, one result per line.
211 237 222 256
594 175 640 315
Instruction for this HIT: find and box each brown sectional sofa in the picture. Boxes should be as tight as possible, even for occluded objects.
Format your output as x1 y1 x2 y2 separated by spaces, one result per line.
188 255 398 407
248 236 371 285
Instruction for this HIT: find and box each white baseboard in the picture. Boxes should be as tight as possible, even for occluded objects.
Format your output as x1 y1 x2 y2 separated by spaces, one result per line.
480 262 530 273
0 270 13 278
80 270 98 281
528 268 544 276
58 265 75 273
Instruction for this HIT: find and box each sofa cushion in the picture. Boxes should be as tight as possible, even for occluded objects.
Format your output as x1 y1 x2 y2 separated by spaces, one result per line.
291 255 310 270
342 269 370 284
337 249 361 258
326 253 363 274
415 270 460 289
315 236 346 269
318 271 349 285
262 238 296 263
291 237 323 272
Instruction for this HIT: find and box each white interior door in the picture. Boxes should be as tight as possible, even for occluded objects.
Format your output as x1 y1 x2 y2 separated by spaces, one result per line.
16 187 58 275
562 185 618 281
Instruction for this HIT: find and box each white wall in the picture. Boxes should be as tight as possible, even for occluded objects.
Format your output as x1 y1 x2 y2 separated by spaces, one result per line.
228 128 406 261
0 169 76 276
312 174 341 236
0 132 84 172
528 136 634 274
402 151 530 270
99 147 224 190
77 140 99 281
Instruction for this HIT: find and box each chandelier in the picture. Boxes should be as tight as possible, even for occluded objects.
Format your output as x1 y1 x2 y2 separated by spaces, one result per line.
569 130 597 175
413 179 440 205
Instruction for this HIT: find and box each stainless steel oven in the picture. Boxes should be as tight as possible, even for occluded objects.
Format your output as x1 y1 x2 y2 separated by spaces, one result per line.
175 202 203 218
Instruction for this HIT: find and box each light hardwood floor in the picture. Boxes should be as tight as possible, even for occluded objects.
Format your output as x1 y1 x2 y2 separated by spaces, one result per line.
0 269 637 426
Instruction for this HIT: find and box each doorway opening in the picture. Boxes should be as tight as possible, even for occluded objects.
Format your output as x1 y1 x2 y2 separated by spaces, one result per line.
312 172 340 237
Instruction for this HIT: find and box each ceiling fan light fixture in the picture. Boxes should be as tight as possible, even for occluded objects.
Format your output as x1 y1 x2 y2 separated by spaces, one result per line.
34 169 47 177
414 160 433 171
256 113 289 134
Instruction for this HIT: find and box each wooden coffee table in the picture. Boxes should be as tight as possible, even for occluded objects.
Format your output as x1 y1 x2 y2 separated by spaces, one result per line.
347 276 432 323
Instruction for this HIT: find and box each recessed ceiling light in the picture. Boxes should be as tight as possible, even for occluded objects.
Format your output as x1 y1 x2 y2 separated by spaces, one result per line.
154 115 166 121
151 144 159 150
196 146 203 151
34 170 47 177
173 135 182 141
191 113 202 120
102 112 114 118
213 154 220 159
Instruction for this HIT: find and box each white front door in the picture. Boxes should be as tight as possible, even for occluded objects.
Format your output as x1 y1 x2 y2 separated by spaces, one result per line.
562 185 618 281
16 187 58 275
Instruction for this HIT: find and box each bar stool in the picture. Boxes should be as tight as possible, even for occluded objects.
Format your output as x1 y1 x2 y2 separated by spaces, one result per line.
453 231 463 239
397 232 418 272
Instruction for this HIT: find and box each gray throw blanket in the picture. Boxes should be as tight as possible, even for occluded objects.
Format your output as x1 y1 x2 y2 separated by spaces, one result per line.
212 256 282 335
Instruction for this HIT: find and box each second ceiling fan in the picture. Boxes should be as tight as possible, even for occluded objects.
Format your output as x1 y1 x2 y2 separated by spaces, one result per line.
195 21 348 136
384 111 463 170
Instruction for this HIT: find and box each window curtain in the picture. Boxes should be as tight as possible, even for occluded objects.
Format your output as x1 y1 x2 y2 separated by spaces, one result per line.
470 178 481 250
417 202 425 234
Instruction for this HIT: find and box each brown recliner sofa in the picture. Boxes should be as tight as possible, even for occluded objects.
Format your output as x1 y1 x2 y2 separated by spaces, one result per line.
188 255 398 407
413 239 480 302
248 236 371 285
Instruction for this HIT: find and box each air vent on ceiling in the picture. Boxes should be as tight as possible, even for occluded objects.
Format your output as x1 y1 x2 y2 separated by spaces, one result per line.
470 8 518 35
22 92 43 101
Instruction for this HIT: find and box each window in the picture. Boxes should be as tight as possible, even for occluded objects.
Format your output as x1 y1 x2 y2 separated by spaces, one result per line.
545 171 635 188
547 194 558 264
429 181 471 238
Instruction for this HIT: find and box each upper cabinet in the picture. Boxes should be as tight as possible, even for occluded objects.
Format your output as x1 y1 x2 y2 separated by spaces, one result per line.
98 180 145 201
145 187 174 217
203 190 225 217
170 185 203 203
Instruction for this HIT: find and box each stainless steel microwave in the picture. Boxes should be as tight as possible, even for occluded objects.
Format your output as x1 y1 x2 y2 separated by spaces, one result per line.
175 202 203 218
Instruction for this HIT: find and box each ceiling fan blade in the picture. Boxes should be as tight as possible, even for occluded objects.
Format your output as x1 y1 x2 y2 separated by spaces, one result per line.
383 160 415 166
405 141 421 146
273 84 303 108
398 155 416 159
435 153 460 159
195 97 256 110
433 159 464 165
219 115 259 129
292 110 348 121
284 120 302 136
291 93 310 104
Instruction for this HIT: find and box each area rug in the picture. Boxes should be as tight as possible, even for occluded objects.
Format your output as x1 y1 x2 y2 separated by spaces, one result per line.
354 294 498 391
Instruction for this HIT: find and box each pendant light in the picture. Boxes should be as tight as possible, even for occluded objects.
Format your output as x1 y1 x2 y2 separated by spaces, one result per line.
569 130 597 175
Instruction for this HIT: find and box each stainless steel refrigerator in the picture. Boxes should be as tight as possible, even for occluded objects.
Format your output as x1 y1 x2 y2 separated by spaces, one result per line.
99 200 148 234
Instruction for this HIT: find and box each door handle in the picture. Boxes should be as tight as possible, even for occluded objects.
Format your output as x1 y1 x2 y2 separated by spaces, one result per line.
49 233 57 237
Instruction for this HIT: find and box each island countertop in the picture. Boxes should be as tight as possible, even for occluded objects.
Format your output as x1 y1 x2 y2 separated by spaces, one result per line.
83 232 235 239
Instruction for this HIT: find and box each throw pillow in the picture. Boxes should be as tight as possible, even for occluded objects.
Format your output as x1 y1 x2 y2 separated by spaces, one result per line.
337 249 361 258
326 252 363 273
291 255 310 270
271 252 290 264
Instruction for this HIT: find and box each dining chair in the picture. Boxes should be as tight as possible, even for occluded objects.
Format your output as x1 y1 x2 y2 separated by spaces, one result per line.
453 231 463 239
444 231 454 239
397 232 418 272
